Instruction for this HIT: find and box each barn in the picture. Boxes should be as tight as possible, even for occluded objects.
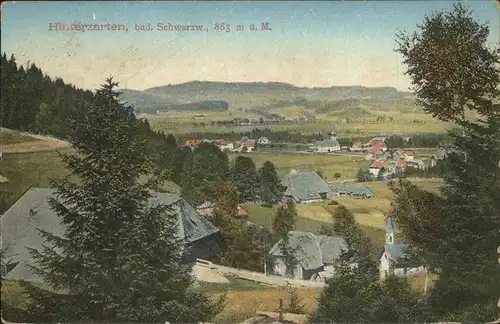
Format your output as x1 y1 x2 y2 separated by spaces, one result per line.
1 187 223 283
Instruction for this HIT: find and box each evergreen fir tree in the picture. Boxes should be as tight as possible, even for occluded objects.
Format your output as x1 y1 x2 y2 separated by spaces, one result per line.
258 161 284 204
232 156 260 203
208 180 264 271
181 142 230 206
272 202 297 236
20 77 224 323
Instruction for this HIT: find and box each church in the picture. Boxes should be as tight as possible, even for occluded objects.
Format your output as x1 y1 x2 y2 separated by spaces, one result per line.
379 215 426 280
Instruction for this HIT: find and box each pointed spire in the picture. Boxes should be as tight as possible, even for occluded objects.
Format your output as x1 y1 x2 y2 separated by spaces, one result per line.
385 214 395 245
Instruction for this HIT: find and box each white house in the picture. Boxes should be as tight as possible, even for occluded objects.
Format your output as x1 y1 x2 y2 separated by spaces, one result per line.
379 215 425 281
217 140 234 152
258 136 270 145
368 160 387 177
402 150 416 161
313 136 341 153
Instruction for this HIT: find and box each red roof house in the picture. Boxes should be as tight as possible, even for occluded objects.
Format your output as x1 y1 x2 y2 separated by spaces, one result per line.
370 139 386 147
236 206 249 218
369 160 387 169
371 147 384 155
244 139 256 148
396 159 408 168
403 149 416 157
184 139 204 148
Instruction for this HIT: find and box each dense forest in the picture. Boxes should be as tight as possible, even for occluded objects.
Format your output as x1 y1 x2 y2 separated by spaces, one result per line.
0 53 94 139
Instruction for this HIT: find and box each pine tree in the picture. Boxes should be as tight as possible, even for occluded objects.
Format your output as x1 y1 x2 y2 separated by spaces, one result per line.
272 202 297 236
427 114 500 321
309 258 427 322
258 161 284 204
208 180 265 271
181 142 230 206
232 156 260 203
20 78 223 323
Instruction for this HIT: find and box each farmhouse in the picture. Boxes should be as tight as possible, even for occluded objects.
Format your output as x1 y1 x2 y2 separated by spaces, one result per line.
282 170 332 203
215 139 234 152
369 160 387 177
1 187 223 284
197 201 248 218
313 136 341 153
430 148 447 167
369 136 388 145
244 139 257 151
184 139 204 149
330 184 375 199
269 231 347 281
258 136 270 145
379 215 425 280
402 149 416 161
350 141 363 152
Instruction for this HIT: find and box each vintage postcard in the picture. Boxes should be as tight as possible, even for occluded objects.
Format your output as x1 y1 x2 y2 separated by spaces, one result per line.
1 1 499 323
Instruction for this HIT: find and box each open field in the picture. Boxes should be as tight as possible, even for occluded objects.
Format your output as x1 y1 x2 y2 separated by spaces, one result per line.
2 272 437 323
1 128 70 154
0 149 71 213
230 153 368 180
242 204 331 235
0 128 41 145
151 117 452 137
212 287 320 323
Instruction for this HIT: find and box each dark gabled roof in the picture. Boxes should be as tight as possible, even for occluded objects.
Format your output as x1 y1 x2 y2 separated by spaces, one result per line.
269 231 346 270
1 187 219 283
282 171 331 202
269 231 323 270
317 235 347 264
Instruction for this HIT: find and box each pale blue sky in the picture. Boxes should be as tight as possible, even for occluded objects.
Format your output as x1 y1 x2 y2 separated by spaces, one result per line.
1 1 499 91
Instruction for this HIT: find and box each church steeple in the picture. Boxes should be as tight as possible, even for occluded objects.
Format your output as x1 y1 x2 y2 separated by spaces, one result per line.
386 214 395 245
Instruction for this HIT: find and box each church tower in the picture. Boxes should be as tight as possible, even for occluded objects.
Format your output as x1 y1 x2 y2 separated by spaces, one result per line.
385 214 395 245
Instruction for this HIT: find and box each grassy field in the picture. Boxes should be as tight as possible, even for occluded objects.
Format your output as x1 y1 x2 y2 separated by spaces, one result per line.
0 149 71 213
0 129 41 145
242 204 331 234
230 153 368 180
212 287 320 323
150 111 453 137
243 178 443 256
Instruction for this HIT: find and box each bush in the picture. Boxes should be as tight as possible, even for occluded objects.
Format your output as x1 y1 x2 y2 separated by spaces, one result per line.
328 200 339 205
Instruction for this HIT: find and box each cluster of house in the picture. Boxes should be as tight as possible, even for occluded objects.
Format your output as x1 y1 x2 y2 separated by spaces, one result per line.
1 186 421 286
366 148 424 178
183 136 271 152
268 213 424 282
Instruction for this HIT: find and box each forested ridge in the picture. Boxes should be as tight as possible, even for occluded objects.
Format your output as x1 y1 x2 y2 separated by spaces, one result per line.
0 53 94 138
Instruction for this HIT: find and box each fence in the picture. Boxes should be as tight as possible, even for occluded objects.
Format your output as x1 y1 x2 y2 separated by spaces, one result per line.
195 259 325 289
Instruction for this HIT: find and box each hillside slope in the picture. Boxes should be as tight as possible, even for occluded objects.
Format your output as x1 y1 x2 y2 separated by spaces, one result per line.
119 81 415 113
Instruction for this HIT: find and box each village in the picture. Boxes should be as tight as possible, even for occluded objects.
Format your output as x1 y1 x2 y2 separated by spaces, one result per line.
183 133 447 180
1 1 499 323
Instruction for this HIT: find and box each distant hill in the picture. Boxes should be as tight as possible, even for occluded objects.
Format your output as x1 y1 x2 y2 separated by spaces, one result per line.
173 100 229 111
118 81 415 114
